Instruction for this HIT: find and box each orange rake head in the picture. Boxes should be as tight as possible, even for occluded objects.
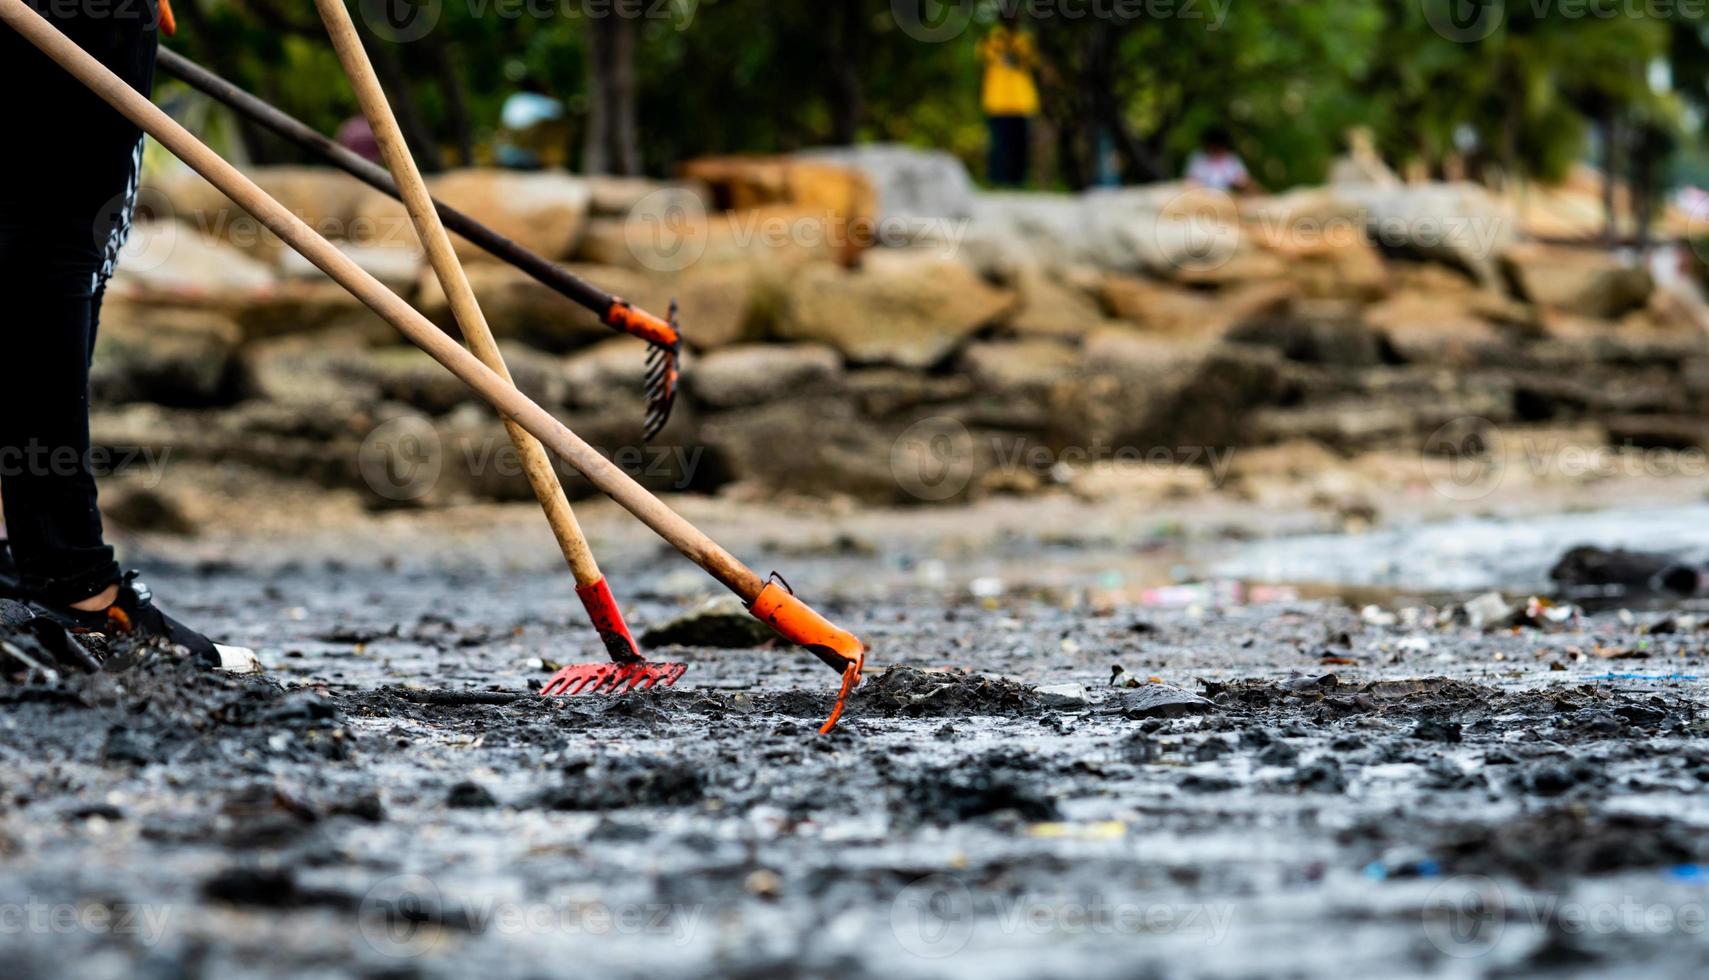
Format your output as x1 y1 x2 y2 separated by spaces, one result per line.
540 660 687 696
603 298 682 442
748 576 866 733
539 578 688 697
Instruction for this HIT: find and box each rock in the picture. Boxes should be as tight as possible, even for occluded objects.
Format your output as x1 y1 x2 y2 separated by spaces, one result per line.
689 344 842 409
147 165 377 260
639 596 776 649
561 337 654 411
776 252 1017 368
1412 719 1464 743
1067 330 1299 451
356 168 592 264
1098 277 1293 337
956 339 1083 431
701 398 921 503
1111 684 1217 719
446 781 498 809
1549 546 1678 592
797 144 977 223
416 262 630 352
229 279 397 344
1226 313 1397 367
582 175 710 217
681 155 877 266
101 485 196 535
276 240 422 294
1501 243 1653 320
108 221 277 297
1339 182 1517 286
1365 289 1512 365
1006 267 1109 338
1036 683 1089 709
92 303 244 407
645 261 767 350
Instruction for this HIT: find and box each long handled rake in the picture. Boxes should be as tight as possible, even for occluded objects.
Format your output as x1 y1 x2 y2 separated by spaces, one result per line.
152 48 682 440
0 0 864 731
311 0 680 696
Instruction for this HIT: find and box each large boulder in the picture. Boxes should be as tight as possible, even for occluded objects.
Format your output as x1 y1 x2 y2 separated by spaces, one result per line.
699 399 924 503
91 303 244 407
1500 243 1653 320
145 166 378 261
108 221 277 298
955 339 1084 432
276 240 423 295
1097 277 1293 338
964 184 1249 280
582 176 711 217
1006 267 1110 338
796 144 977 225
689 344 842 409
1338 182 1517 286
775 252 1017 368
355 169 592 264
1066 331 1300 450
229 279 398 344
679 156 877 266
415 262 635 352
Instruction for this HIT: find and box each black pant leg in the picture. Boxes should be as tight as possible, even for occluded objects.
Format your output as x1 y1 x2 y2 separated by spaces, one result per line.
0 0 158 604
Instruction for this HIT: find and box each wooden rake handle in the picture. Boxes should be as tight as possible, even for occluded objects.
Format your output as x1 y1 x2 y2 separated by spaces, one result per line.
3 1 866 730
0 0 764 602
312 0 603 587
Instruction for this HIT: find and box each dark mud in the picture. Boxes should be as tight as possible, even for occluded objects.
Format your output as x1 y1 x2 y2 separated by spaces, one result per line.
3 526 1709 979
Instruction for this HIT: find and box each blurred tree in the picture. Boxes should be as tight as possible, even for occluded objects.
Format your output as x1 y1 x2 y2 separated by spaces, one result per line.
149 0 1694 200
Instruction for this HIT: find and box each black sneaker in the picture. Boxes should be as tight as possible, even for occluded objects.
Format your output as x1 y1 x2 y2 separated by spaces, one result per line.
0 542 20 601
29 571 258 672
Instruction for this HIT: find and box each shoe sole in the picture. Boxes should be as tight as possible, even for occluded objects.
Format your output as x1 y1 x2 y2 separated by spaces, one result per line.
213 644 262 673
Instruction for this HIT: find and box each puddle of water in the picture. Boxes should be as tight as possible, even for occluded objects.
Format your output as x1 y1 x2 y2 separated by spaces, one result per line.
1209 505 1709 595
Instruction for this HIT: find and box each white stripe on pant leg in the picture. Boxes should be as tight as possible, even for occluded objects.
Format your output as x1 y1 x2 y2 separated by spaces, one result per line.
97 134 146 288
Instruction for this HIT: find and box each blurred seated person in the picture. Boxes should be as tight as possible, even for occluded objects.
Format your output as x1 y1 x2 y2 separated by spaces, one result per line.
497 80 567 171
1184 128 1256 194
335 115 381 165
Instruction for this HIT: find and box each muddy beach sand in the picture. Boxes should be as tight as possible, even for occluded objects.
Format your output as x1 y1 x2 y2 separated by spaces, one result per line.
3 485 1709 979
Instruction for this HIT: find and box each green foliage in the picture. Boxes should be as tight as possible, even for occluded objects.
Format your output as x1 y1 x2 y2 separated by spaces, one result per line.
157 0 1702 190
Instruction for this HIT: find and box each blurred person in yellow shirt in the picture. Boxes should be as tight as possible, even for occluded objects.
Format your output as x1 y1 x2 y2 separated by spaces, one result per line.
978 11 1040 187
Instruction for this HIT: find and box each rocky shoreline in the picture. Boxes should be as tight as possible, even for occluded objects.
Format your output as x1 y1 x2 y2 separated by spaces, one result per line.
91 149 1709 514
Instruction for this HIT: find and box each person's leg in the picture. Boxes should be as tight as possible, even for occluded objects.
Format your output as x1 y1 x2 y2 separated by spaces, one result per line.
0 2 155 606
989 116 1025 186
1015 116 1032 187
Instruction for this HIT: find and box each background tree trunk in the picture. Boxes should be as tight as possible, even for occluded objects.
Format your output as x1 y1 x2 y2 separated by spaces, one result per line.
584 14 641 176
826 0 863 145
425 38 474 167
351 18 443 172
